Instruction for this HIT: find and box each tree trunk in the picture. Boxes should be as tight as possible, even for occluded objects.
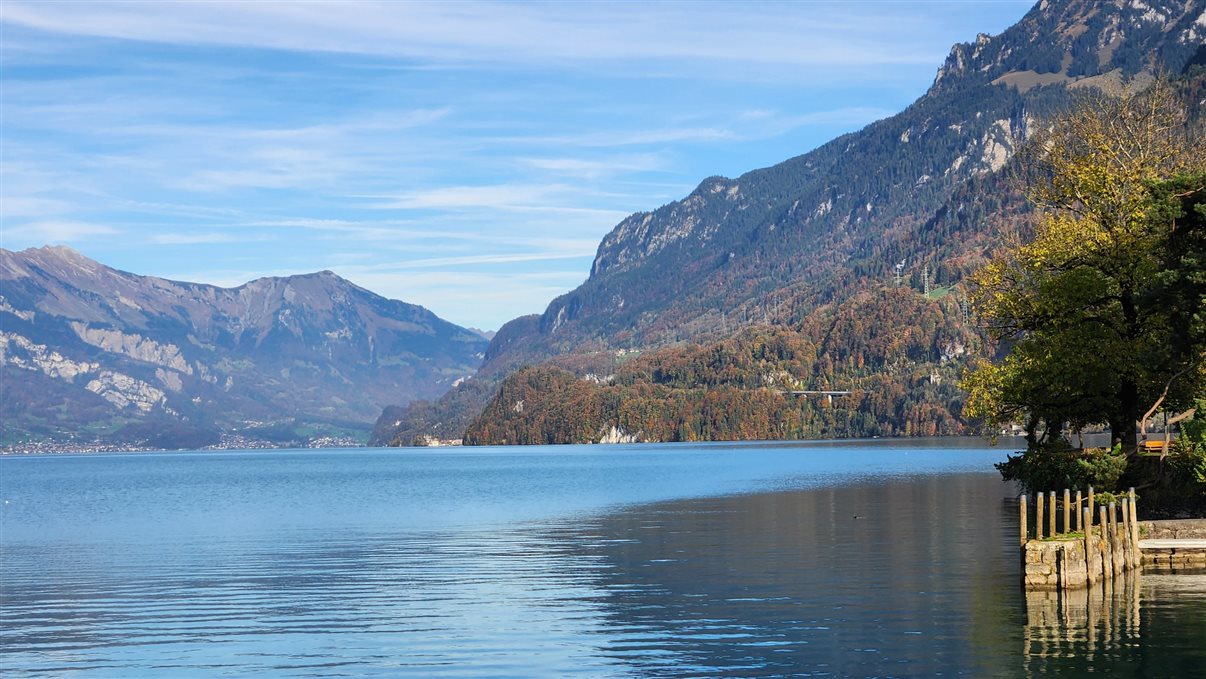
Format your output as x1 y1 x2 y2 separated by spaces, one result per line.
1116 376 1139 455
1118 288 1141 454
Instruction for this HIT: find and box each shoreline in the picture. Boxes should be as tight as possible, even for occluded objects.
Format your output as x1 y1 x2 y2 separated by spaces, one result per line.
0 434 1031 457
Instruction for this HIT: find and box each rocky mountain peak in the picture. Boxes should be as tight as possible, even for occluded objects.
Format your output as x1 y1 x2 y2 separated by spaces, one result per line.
931 0 1203 96
3 245 99 280
2 247 489 448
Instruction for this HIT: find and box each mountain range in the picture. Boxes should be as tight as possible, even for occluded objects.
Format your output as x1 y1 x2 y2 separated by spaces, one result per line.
1 246 486 449
372 0 1206 446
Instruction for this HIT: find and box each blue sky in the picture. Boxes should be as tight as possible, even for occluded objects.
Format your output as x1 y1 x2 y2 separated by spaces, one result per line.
1 1 1031 330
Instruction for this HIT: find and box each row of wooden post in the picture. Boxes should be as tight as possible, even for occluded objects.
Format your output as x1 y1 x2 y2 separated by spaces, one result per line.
1019 486 1138 544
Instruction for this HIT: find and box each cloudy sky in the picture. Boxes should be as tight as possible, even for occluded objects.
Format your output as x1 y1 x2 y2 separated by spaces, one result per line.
1 1 1031 330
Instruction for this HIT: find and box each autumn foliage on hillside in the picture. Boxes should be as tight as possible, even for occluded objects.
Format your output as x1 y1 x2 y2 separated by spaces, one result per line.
465 287 979 445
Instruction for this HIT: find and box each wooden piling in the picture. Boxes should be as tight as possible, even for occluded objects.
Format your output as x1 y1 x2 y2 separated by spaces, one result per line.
1128 489 1140 568
1088 486 1095 526
1048 492 1056 537
1118 500 1129 571
1075 490 1083 532
1099 505 1111 580
1020 494 1028 546
1063 488 1071 534
1108 502 1119 575
1084 507 1095 586
1123 498 1136 571
1036 492 1045 540
1114 501 1123 576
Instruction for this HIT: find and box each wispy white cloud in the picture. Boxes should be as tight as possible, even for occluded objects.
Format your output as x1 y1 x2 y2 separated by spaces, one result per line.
4 220 120 243
478 107 894 150
150 232 243 245
498 126 735 149
3 1 956 69
0 196 77 218
520 153 667 180
348 247 598 270
376 184 572 211
369 185 634 224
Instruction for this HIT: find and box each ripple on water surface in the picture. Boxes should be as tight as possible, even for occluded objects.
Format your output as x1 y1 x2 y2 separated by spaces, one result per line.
3 442 1206 677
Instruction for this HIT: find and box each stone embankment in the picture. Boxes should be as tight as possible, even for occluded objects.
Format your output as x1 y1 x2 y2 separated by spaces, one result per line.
1021 490 1139 591
1137 518 1206 572
1019 489 1206 589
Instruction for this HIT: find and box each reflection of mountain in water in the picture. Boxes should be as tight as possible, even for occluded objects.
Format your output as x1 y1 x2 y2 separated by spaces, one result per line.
552 473 1025 677
1023 573 1206 677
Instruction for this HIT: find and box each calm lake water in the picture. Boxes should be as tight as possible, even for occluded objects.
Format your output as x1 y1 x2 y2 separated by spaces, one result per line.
2 439 1205 677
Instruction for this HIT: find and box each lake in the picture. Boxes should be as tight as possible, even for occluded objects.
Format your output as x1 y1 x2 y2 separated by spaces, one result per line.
2 439 1205 677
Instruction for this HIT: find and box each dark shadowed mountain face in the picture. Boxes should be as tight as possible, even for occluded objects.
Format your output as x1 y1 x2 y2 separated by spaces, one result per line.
372 0 1206 446
1 246 487 448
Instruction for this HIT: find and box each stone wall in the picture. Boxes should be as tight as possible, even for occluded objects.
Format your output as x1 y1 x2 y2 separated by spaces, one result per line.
1138 518 1206 540
1139 518 1206 572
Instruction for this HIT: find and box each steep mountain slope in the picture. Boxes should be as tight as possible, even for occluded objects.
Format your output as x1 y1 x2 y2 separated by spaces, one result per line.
531 0 1202 354
1 246 486 448
372 0 1205 446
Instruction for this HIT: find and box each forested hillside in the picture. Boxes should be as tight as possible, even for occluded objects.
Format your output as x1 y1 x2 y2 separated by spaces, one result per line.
464 286 977 444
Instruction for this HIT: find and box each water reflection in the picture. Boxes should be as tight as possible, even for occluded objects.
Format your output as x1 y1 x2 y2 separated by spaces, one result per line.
1021 573 1206 677
548 474 1025 677
1022 572 1141 662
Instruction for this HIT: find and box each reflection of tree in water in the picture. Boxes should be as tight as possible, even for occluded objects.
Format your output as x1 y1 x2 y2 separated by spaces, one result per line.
554 474 1024 677
1022 572 1206 676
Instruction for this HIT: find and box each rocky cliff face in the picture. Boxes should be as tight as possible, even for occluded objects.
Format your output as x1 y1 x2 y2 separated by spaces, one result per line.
372 0 1205 446
1 246 487 448
547 0 1203 349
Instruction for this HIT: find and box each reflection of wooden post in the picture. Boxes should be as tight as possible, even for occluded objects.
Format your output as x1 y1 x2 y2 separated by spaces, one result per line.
1063 488 1071 534
1129 568 1141 636
1075 490 1083 532
1103 575 1115 646
1020 494 1029 546
1049 492 1057 538
1036 492 1045 540
1086 580 1098 653
1088 486 1095 526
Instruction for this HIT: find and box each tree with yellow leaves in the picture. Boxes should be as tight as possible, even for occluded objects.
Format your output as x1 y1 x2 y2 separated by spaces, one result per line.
965 80 1205 460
